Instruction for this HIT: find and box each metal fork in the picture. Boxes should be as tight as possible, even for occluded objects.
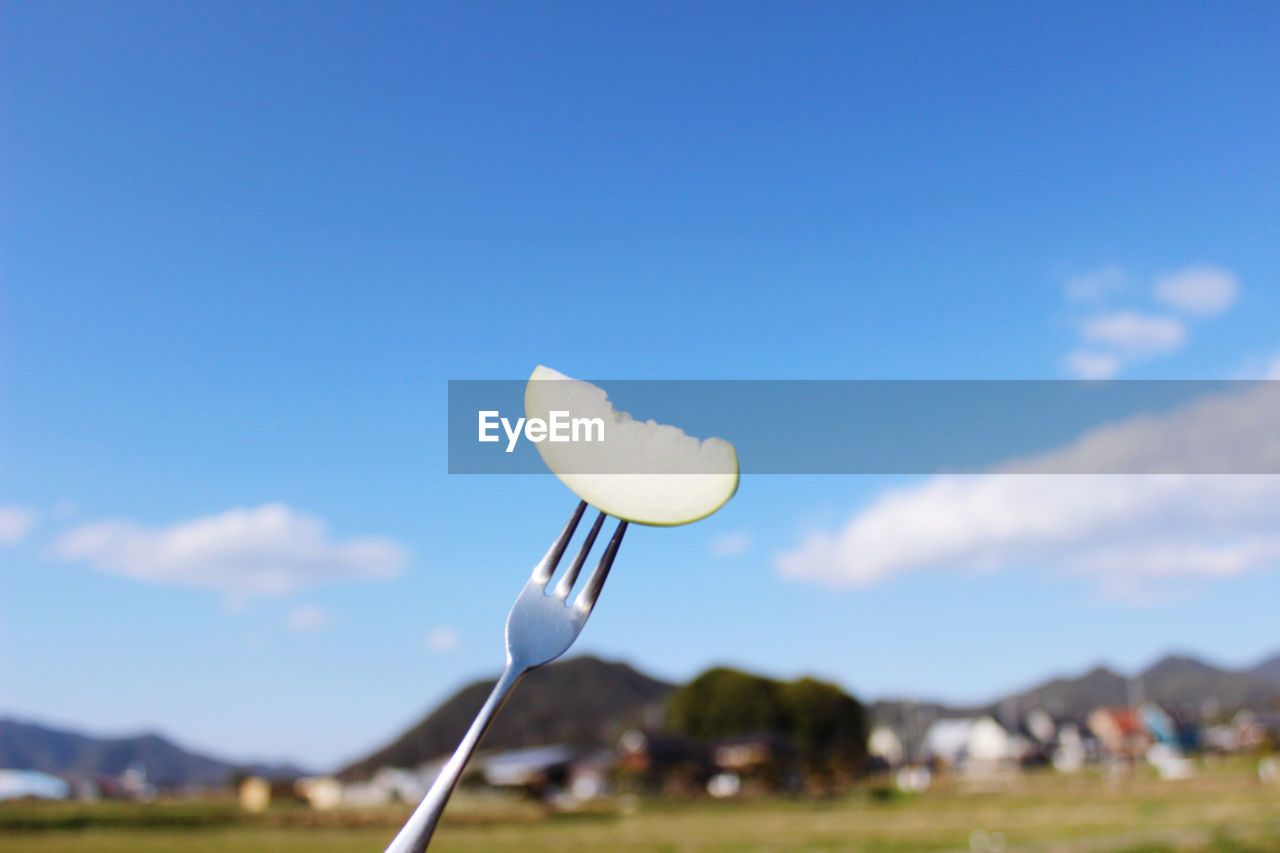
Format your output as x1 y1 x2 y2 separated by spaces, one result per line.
383 500 627 853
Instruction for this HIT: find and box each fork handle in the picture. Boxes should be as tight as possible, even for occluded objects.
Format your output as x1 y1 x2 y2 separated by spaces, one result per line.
383 662 527 853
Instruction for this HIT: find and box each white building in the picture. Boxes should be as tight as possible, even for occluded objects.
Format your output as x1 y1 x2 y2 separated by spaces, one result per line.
868 725 905 767
0 769 70 801
922 717 1012 768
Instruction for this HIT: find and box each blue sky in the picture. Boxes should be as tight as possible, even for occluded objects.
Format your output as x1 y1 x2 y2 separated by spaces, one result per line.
3 2 1279 770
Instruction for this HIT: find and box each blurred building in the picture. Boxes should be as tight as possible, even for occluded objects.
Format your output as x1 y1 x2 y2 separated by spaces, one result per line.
616 729 711 795
868 725 905 769
0 769 70 801
239 776 270 812
295 776 342 810
481 744 578 796
922 717 1012 769
1087 707 1150 760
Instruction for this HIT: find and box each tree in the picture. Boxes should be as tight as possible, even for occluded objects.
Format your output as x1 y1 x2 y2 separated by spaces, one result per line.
665 667 868 780
665 668 787 740
779 677 867 774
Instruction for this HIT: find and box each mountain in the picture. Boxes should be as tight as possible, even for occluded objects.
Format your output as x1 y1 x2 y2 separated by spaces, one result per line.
1139 653 1280 711
340 655 673 780
869 664 1135 736
995 664 1132 720
0 718 304 787
11 649 1278 785
348 650 1280 780
1248 653 1280 689
871 651 1280 734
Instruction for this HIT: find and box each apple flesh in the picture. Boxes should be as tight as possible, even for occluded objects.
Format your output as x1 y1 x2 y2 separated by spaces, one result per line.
524 365 738 525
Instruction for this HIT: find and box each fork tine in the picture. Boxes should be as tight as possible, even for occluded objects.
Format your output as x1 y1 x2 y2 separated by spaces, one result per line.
553 511 605 599
574 520 628 613
532 501 587 585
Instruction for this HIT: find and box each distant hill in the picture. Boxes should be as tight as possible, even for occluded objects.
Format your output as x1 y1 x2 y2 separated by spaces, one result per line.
995 664 1132 719
1002 653 1280 719
1140 653 1280 712
10 648 1279 785
349 650 1280 780
1248 654 1280 689
872 651 1280 737
0 718 304 787
340 656 672 780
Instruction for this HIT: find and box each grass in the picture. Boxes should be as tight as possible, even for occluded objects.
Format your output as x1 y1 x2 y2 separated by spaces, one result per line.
3 759 1278 852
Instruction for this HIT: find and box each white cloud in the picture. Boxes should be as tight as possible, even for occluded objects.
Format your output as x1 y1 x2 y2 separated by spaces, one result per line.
777 475 1280 604
1228 352 1280 381
1006 382 1280 475
1064 264 1127 303
288 603 335 632
426 626 460 653
53 503 407 598
1265 355 1280 381
708 530 752 558
0 506 37 546
1064 350 1121 380
1080 312 1186 358
1154 265 1240 316
1059 263 1240 378
776 384 1280 604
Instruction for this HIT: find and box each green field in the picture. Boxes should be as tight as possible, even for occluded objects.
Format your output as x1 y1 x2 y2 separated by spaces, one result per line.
4 761 1279 852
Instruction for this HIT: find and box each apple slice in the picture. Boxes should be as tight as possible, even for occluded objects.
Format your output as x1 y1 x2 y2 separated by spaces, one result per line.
524 365 738 526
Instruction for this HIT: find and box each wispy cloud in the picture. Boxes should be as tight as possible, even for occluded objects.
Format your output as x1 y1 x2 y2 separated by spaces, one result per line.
1060 263 1239 378
1064 350 1122 380
0 506 37 546
1228 351 1280 381
1154 265 1239 316
1001 382 1280 476
53 503 408 598
426 626 460 653
708 530 752 558
776 385 1280 604
1079 312 1186 358
1063 264 1127 304
1265 355 1280 381
288 603 335 632
1065 311 1186 378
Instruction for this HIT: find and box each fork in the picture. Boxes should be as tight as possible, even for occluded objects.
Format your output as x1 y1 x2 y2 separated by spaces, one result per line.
383 500 627 853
